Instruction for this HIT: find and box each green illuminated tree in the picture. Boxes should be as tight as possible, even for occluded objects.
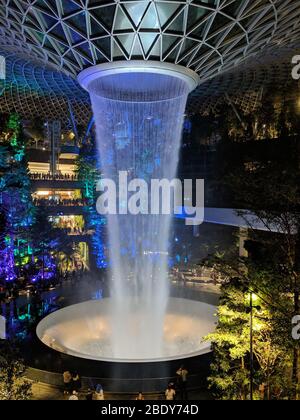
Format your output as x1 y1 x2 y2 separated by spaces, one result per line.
0 113 35 280
76 142 107 269
206 124 300 399
207 275 291 400
206 283 250 400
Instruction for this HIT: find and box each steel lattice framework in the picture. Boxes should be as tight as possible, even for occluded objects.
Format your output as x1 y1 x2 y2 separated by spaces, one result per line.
0 50 91 124
0 0 300 123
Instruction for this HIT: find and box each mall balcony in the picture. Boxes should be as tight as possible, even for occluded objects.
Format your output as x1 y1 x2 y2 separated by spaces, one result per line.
28 146 82 189
59 229 94 243
29 172 82 190
33 197 89 216
28 140 95 254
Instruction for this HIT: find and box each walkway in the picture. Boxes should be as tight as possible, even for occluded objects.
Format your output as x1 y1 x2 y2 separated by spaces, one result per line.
31 382 211 401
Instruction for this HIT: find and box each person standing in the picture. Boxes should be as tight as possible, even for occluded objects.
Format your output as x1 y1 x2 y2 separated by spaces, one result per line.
63 371 72 395
93 384 105 400
72 372 81 392
165 383 176 401
85 389 94 401
176 365 189 400
136 392 145 401
69 391 79 400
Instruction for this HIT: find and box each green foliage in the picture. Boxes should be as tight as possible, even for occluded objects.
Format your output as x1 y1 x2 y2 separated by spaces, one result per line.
30 204 74 266
0 113 36 279
75 143 107 268
206 119 300 399
207 283 250 400
0 113 72 278
0 340 32 400
75 143 100 201
0 145 8 168
215 87 300 143
207 278 292 400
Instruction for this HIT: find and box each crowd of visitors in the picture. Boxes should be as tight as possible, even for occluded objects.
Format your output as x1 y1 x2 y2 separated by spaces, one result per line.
0 267 87 317
30 173 79 181
64 371 105 401
0 282 19 314
0 279 44 318
172 265 223 286
59 227 90 236
33 197 88 207
64 365 189 401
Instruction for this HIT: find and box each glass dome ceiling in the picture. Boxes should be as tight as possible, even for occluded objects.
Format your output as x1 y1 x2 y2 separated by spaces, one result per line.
0 0 300 123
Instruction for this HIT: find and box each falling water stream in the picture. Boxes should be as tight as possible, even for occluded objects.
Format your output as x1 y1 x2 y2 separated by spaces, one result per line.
88 71 190 359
